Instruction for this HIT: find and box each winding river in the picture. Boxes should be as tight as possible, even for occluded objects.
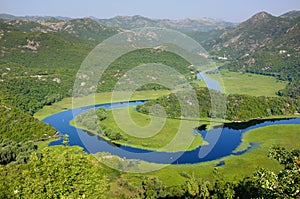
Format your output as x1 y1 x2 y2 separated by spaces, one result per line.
43 72 300 164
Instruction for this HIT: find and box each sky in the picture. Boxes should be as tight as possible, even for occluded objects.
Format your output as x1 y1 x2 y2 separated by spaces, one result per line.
0 0 299 22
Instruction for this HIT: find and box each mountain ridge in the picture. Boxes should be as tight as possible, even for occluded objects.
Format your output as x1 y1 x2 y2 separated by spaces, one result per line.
0 13 235 32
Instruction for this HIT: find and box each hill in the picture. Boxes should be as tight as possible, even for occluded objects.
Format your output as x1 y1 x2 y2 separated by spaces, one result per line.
207 11 300 99
0 13 235 32
0 98 56 142
0 17 119 114
280 10 300 19
137 87 300 121
98 15 234 32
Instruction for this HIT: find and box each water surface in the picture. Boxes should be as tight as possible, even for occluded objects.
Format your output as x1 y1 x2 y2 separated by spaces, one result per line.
43 102 300 164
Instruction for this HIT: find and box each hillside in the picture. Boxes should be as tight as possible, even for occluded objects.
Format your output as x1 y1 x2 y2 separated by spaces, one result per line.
280 10 300 19
0 13 234 32
206 11 300 99
0 98 56 142
0 17 120 115
98 15 234 32
210 12 300 58
137 87 300 121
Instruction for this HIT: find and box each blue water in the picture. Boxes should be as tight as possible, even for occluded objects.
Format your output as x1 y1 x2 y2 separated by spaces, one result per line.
197 71 221 92
43 101 300 164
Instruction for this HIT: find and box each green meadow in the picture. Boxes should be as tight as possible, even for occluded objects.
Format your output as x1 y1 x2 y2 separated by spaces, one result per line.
207 69 287 97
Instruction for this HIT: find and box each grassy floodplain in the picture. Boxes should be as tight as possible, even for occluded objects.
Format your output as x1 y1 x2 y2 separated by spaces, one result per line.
207 69 287 97
73 107 230 152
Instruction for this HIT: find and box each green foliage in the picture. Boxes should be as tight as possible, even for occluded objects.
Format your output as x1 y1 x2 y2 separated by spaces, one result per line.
132 146 300 198
74 109 99 132
214 14 300 99
137 88 214 119
0 146 109 198
0 139 38 165
235 146 300 198
0 30 93 69
0 101 56 142
140 177 167 198
226 94 300 121
74 108 126 141
0 64 76 115
137 87 300 121
0 18 117 115
96 107 108 121
97 48 194 92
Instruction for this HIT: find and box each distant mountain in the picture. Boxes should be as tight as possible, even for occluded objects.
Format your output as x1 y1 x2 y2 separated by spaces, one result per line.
1 12 299 98
280 10 300 19
0 13 235 32
0 13 72 21
1 17 120 41
210 12 299 57
97 15 235 32
0 17 120 71
208 11 300 98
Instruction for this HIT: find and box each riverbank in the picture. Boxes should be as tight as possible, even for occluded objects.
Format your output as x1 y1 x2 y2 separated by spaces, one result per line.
70 107 222 153
72 103 300 153
38 91 300 185
52 94 299 154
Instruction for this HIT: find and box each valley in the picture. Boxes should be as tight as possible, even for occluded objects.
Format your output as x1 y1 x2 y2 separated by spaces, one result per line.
0 9 299 198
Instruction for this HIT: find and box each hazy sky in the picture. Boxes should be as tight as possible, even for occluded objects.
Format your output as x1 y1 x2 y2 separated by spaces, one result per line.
0 0 299 22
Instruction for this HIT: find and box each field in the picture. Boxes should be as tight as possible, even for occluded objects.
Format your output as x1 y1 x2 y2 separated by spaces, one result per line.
207 69 287 97
74 107 224 152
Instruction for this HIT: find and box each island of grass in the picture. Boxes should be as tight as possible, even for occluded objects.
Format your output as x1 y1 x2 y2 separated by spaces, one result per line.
72 106 219 152
71 87 300 152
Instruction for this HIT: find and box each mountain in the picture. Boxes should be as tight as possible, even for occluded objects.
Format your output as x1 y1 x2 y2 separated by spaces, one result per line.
0 16 120 115
207 11 300 98
0 13 72 21
1 17 120 41
0 13 235 32
280 10 300 19
97 15 234 32
210 11 299 57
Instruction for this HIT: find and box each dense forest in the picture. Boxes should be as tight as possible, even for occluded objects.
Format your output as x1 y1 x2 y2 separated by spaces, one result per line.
0 99 55 142
137 87 300 121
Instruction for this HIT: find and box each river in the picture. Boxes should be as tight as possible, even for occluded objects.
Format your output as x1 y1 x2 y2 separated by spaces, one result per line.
42 71 300 164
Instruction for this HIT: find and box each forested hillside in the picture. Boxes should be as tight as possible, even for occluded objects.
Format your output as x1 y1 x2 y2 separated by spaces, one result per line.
206 12 300 99
97 48 194 92
137 88 300 121
0 99 55 142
